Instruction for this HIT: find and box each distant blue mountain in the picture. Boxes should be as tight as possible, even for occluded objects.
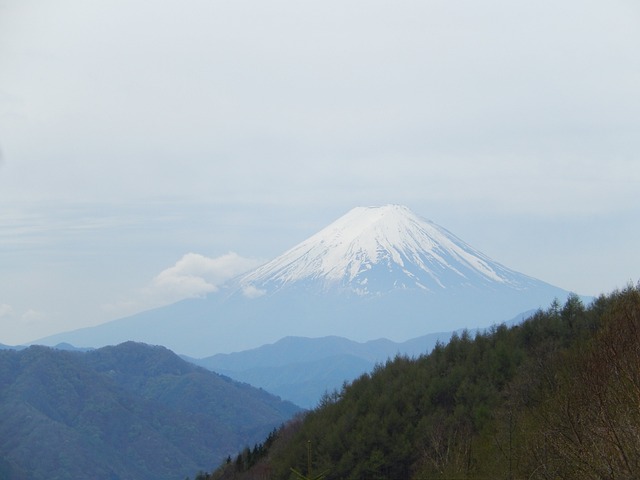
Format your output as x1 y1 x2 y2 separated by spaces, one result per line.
186 330 477 408
186 309 541 408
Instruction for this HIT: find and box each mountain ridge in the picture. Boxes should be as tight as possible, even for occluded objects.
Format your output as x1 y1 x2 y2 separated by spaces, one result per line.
186 310 537 407
0 342 300 480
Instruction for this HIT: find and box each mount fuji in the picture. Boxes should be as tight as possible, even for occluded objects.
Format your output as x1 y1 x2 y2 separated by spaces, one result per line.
234 205 545 296
37 205 575 357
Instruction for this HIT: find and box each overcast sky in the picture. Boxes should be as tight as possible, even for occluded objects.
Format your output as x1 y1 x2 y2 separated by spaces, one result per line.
1 0 639 346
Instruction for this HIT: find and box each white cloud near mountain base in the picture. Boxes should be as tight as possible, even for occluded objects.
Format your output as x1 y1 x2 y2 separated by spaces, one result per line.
99 252 263 323
149 252 261 301
241 285 266 299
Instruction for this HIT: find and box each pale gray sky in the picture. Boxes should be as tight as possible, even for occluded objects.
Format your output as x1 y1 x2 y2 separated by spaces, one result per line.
1 0 639 345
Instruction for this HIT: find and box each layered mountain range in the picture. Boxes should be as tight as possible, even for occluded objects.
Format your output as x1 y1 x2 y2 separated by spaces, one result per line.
38 205 574 357
186 331 471 408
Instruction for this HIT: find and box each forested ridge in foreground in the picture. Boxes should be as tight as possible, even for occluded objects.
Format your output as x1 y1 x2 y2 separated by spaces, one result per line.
196 284 640 480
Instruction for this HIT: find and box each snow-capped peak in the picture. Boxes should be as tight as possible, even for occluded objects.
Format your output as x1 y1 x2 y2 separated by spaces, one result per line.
237 205 528 296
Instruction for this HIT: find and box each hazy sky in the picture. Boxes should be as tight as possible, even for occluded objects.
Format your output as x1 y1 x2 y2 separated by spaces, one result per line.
1 0 639 345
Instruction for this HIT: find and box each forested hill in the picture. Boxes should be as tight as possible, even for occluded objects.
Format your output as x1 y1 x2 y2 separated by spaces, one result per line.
202 284 640 480
0 342 300 480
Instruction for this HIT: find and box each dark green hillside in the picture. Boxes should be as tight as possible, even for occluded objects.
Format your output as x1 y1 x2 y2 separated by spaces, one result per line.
0 342 299 480
82 342 298 434
203 284 640 480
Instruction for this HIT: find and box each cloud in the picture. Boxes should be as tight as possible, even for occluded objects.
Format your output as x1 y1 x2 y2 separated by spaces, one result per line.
21 309 45 324
0 304 44 324
0 304 46 326
100 252 263 320
242 285 266 299
0 304 14 319
149 252 262 302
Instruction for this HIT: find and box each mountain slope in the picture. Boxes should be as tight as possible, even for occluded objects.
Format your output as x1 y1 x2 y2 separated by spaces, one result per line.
0 342 299 480
37 205 575 356
235 205 539 295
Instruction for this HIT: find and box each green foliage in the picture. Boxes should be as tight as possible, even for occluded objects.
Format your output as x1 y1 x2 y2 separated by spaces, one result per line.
0 342 299 480
209 284 640 480
516 284 640 479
